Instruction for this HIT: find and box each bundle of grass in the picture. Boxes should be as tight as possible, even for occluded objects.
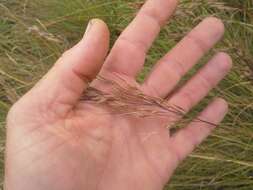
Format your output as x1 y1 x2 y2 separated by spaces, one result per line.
81 75 218 128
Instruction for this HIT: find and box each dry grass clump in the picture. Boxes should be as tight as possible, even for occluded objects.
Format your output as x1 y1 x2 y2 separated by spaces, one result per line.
82 76 218 127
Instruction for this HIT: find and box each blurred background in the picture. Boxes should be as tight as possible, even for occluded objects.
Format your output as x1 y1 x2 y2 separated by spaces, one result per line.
0 0 252 189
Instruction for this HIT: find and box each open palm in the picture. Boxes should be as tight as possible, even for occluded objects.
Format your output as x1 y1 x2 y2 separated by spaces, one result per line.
4 1 232 190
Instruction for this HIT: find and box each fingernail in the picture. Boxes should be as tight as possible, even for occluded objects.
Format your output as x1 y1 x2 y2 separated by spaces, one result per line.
84 19 94 37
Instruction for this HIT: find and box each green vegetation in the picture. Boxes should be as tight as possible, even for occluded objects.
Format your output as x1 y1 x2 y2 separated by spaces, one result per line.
0 0 252 189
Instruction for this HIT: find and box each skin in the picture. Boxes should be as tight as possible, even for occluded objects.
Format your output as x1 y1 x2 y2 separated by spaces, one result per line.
4 0 232 190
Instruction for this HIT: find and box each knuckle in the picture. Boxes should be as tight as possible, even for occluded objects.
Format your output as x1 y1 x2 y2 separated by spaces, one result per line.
186 33 208 53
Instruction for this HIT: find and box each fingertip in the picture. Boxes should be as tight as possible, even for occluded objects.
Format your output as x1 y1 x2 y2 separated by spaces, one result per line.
212 97 229 117
196 17 225 42
60 18 110 81
196 97 229 129
203 16 225 35
216 52 232 63
213 52 233 72
83 18 110 44
91 18 110 39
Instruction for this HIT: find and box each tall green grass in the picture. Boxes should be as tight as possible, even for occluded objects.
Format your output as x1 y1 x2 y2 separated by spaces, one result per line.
0 0 253 189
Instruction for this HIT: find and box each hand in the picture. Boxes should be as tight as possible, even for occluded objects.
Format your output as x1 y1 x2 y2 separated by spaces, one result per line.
4 0 232 190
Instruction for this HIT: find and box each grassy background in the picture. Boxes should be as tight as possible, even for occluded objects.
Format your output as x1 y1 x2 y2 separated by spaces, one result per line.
0 0 253 189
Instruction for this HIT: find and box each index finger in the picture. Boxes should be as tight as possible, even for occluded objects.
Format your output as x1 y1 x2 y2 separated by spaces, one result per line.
103 0 178 77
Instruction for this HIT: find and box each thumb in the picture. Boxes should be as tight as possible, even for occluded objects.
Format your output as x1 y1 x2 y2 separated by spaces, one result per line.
26 19 110 116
